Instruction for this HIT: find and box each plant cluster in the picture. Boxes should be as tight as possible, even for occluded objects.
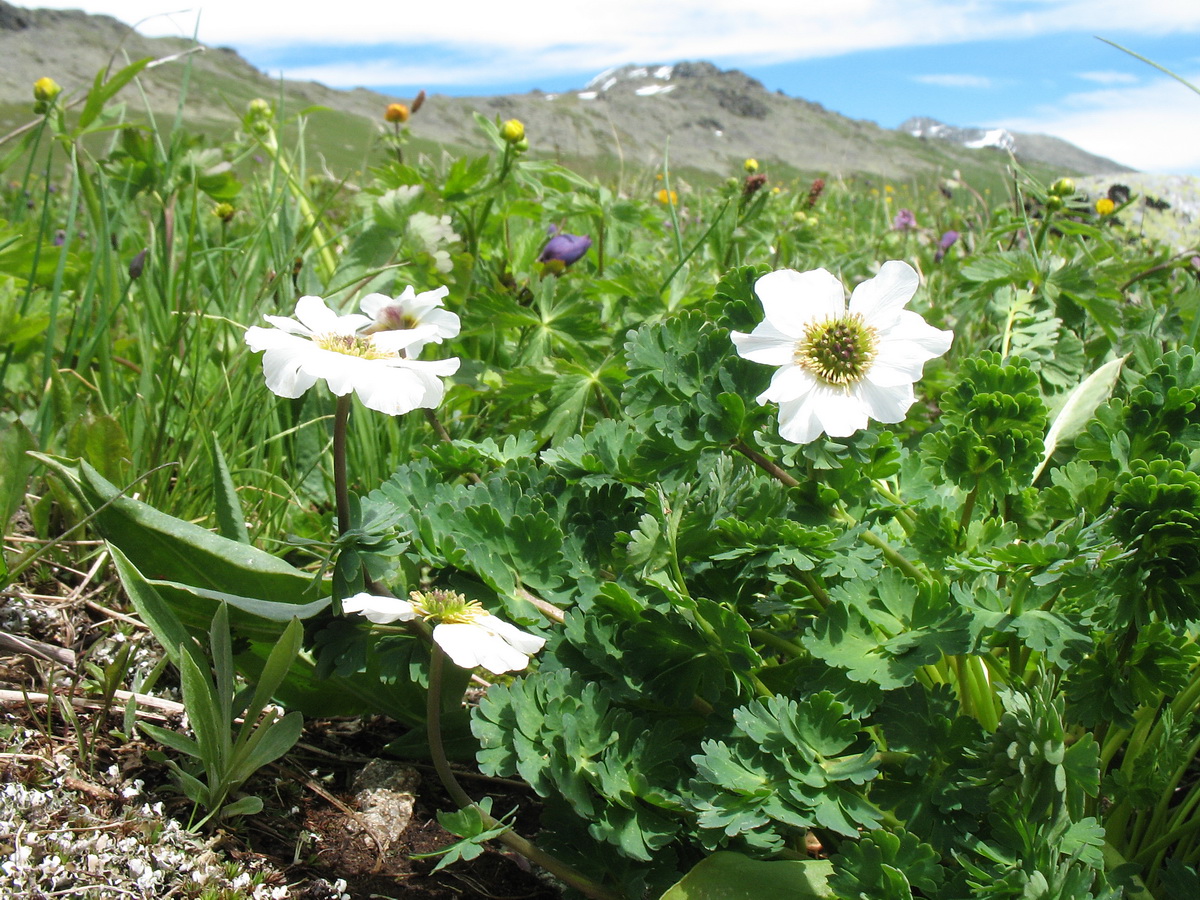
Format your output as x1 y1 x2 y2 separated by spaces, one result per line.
5 49 1200 900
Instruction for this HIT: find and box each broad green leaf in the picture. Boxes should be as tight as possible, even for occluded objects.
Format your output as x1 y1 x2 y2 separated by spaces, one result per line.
659 852 833 900
35 455 314 609
0 419 36 538
218 795 264 819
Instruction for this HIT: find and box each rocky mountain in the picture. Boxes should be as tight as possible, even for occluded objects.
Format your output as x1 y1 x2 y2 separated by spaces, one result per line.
0 1 1133 181
902 116 1133 176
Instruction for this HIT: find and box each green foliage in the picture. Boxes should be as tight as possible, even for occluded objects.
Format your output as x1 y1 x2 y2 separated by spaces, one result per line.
14 61 1200 898
921 352 1048 511
410 798 514 873
827 829 943 900
140 604 304 826
689 693 880 851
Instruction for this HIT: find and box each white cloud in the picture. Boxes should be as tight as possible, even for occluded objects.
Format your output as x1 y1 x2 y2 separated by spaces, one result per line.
32 2 1200 67
998 75 1200 174
1077 70 1140 85
913 74 995 89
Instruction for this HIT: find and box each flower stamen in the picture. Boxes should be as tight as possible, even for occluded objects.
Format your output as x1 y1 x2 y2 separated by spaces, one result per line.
796 314 879 387
409 589 485 624
314 332 395 360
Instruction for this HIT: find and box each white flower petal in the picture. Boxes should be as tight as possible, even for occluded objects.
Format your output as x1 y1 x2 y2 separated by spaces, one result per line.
293 296 341 333
731 321 800 366
342 593 416 624
359 292 395 318
757 362 817 405
477 614 547 656
260 314 314 337
260 347 320 398
245 325 307 352
848 260 920 329
433 622 534 674
755 267 846 335
855 379 917 424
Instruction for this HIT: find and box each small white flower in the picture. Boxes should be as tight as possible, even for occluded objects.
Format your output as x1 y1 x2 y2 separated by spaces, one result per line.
245 296 459 416
731 261 952 443
360 286 461 357
342 590 546 674
408 211 458 254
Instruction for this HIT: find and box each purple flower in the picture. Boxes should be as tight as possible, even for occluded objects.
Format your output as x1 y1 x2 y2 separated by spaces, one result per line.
538 233 591 267
935 230 960 263
892 208 917 231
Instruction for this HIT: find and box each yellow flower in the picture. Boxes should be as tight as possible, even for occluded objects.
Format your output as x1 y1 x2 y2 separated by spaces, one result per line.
656 188 678 204
500 119 525 143
744 158 759 173
1095 197 1115 216
33 76 61 103
384 102 409 123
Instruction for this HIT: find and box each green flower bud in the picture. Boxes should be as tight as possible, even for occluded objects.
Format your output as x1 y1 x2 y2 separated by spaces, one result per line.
1050 177 1075 197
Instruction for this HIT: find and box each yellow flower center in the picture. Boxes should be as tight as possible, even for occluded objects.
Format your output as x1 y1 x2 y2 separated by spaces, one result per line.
796 314 879 387
410 589 485 624
314 333 394 360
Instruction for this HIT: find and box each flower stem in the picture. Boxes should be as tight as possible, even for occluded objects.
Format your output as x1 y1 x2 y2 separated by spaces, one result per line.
733 440 799 487
333 394 352 537
425 645 624 900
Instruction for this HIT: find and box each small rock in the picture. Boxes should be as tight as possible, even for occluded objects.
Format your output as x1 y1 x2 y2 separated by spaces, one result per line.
348 759 420 852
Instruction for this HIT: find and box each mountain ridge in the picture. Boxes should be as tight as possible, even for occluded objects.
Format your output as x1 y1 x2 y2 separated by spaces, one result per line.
0 1 1134 181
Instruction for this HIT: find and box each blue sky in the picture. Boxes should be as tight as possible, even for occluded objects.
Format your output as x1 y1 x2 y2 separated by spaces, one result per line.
31 1 1200 174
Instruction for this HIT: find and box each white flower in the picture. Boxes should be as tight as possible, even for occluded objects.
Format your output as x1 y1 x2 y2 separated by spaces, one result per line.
408 211 458 253
731 261 952 443
342 590 546 674
360 285 461 357
245 295 459 416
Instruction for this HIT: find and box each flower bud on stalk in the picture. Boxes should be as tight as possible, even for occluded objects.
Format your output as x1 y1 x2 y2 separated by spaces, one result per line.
500 118 525 144
742 173 767 200
384 102 409 123
32 76 62 114
1049 177 1075 197
128 249 147 280
805 177 825 209
33 76 61 103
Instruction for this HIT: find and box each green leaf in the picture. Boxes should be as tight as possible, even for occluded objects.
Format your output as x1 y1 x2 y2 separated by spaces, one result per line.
76 57 154 133
139 723 201 759
803 573 971 689
179 648 228 777
659 852 834 900
827 830 943 899
218 795 264 819
207 434 250 544
0 420 36 539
